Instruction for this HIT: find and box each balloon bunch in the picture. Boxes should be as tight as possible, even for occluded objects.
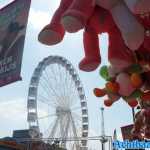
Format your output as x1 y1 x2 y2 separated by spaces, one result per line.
93 56 150 108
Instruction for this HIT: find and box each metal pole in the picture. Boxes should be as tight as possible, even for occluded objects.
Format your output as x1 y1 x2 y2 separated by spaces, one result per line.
101 107 105 136
100 107 106 150
101 143 105 150
110 137 113 150
132 108 135 123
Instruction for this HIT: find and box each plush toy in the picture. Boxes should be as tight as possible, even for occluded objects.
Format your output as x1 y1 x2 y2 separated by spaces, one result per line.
61 0 144 50
124 0 150 14
123 0 150 53
137 14 150 54
38 1 150 72
38 0 73 45
39 5 135 72
38 0 145 51
79 6 137 71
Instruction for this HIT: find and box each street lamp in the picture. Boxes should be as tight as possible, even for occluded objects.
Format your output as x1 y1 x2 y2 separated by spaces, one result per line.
100 107 108 150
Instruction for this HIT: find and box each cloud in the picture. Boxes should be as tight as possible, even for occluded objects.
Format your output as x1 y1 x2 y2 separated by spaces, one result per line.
0 0 14 9
0 98 28 137
0 98 26 119
28 8 51 31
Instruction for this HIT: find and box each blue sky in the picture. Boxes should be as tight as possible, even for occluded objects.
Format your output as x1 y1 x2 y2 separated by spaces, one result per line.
0 0 135 148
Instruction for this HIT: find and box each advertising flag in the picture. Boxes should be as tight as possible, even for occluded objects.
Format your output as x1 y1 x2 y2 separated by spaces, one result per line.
121 124 134 140
0 0 31 86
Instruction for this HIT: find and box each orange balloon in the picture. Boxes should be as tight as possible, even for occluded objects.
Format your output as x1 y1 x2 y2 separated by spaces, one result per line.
130 73 143 88
128 99 138 107
104 99 113 107
93 88 106 97
105 81 119 93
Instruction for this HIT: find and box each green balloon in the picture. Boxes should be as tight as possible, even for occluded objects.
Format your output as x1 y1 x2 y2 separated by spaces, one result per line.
130 90 142 98
128 64 142 74
125 90 142 99
100 66 110 81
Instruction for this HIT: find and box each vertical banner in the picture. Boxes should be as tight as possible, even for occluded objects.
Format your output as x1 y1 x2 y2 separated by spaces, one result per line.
121 124 134 140
0 0 31 86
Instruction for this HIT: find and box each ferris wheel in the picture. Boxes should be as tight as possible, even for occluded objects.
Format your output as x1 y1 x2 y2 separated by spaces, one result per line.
27 56 89 150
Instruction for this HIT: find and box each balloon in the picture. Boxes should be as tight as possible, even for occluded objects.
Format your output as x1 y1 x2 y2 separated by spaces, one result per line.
130 73 143 88
99 66 110 81
127 99 138 107
116 73 135 96
126 90 142 99
105 81 119 93
104 99 113 107
127 64 142 74
93 88 106 97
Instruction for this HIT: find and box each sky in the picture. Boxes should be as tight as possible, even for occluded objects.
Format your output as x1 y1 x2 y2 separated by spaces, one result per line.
0 0 135 149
